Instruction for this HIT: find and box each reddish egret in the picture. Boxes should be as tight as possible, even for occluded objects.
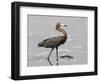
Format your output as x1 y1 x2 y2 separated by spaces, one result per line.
38 22 68 66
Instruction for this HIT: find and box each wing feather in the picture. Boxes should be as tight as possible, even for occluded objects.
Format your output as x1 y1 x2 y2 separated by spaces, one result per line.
42 36 63 48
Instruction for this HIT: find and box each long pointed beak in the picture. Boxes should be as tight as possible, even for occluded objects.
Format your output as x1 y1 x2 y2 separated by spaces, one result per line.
64 25 67 27
60 24 67 27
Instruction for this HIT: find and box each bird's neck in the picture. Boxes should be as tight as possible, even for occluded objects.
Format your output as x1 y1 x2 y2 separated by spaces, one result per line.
56 27 67 38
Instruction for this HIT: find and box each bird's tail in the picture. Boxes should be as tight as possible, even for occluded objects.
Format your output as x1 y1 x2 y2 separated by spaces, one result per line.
38 42 44 47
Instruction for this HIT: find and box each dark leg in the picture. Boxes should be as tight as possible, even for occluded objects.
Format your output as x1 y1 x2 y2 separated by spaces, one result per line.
47 48 54 66
56 47 58 66
47 58 52 66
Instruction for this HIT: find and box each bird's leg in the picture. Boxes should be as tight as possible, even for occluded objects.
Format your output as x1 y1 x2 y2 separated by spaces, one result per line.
48 48 54 59
47 58 52 66
56 47 58 66
47 48 54 66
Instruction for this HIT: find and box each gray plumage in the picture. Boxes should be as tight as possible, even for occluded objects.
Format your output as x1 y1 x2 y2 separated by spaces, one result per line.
37 22 68 66
38 36 65 48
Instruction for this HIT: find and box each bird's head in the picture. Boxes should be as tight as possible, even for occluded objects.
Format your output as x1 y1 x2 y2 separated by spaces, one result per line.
56 22 67 30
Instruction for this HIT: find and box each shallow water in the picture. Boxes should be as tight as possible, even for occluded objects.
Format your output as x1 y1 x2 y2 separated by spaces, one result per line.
27 34 88 67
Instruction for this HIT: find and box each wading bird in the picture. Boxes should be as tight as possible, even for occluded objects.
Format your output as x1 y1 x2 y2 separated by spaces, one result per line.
38 22 68 66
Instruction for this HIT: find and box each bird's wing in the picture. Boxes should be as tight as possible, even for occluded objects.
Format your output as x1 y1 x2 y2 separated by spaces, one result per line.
43 39 49 42
41 36 63 48
43 36 62 43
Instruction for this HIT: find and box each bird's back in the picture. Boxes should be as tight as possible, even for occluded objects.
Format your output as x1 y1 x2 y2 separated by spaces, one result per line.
38 36 67 48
